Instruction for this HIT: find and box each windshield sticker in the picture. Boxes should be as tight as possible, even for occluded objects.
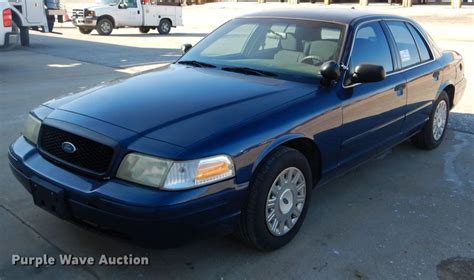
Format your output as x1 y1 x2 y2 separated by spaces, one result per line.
400 49 411 62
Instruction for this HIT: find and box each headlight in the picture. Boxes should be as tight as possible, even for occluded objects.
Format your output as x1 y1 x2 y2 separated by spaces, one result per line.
23 114 42 145
116 154 235 190
86 10 95 17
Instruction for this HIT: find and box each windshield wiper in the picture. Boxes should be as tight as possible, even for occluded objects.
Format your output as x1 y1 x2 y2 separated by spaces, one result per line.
177 60 216 68
222 67 277 77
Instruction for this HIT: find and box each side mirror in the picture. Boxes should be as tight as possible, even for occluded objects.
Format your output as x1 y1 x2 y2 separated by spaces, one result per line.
181 44 192 55
118 3 127 9
351 64 386 84
320 60 340 86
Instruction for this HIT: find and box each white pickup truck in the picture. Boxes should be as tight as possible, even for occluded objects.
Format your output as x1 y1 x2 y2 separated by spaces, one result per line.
0 0 18 50
72 0 183 36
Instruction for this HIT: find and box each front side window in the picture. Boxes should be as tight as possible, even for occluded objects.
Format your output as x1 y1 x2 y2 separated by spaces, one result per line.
123 0 137 8
349 22 394 78
386 21 421 68
180 18 346 80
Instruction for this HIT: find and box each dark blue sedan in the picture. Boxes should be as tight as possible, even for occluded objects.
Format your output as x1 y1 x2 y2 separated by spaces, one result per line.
9 9 466 250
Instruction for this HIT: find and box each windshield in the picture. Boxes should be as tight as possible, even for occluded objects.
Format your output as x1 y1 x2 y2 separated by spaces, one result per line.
179 18 346 81
98 0 119 5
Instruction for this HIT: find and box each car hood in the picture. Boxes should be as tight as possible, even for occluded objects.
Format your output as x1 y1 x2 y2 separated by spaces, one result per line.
48 64 317 147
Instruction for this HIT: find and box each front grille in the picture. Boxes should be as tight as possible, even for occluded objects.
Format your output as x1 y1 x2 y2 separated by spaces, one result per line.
72 9 84 18
39 125 114 175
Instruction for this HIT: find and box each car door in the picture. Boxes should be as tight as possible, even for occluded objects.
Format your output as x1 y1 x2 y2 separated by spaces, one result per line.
384 21 442 135
117 0 142 26
340 21 407 168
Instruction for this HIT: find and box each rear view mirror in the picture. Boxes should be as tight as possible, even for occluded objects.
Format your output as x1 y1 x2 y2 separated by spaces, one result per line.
352 64 386 84
320 60 341 86
181 44 192 55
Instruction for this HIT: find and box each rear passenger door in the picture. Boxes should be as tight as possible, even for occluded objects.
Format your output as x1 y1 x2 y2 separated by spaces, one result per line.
340 21 407 168
384 21 441 135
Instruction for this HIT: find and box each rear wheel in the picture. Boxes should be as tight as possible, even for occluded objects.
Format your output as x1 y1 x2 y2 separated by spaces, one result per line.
412 91 450 150
79 27 93 34
96 18 113 35
139 27 150 34
157 19 171 35
237 147 313 251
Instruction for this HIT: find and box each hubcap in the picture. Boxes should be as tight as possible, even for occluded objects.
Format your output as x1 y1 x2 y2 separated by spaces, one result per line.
101 22 111 33
433 100 447 141
265 167 306 236
162 22 170 32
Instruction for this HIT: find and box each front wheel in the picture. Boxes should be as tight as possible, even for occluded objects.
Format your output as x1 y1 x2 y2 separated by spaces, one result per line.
96 18 113 35
79 27 93 34
157 19 171 35
237 147 313 251
412 91 450 150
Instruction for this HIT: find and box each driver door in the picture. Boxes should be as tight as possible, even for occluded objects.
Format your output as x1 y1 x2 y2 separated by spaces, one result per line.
117 0 142 27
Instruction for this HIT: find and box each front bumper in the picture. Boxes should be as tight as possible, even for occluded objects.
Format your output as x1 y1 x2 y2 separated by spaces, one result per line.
72 17 97 28
8 136 248 242
2 31 19 50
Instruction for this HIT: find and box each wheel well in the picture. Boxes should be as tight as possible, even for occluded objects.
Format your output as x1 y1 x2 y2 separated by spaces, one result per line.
281 138 321 187
443 84 455 110
98 15 115 28
160 18 172 26
12 10 24 27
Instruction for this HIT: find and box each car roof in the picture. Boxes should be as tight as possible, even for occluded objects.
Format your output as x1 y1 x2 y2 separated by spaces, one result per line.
239 8 405 25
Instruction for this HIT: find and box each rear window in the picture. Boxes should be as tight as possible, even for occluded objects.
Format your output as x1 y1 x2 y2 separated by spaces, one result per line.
406 23 432 62
386 21 421 68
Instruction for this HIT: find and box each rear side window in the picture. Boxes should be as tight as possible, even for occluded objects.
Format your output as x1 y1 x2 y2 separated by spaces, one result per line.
350 22 394 75
386 21 421 68
406 23 432 62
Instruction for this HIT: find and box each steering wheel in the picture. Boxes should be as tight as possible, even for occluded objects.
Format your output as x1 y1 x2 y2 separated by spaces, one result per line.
300 55 323 66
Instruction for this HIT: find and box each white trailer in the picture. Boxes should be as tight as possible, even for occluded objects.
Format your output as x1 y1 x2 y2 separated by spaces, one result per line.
72 0 183 36
9 0 66 46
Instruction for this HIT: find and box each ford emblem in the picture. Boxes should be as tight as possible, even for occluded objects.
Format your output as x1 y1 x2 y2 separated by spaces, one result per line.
61 142 77 154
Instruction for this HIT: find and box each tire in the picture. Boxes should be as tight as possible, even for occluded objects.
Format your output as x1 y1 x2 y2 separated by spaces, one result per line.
79 28 93 34
139 27 150 34
237 147 313 251
412 91 450 150
96 18 113 35
157 19 171 35
19 26 29 47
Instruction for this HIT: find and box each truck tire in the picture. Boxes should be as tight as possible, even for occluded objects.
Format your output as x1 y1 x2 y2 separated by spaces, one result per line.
20 27 30 47
96 18 113 35
79 28 93 34
139 27 150 34
157 19 171 35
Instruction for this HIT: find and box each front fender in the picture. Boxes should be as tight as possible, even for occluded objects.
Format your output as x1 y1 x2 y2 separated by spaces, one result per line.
251 133 307 173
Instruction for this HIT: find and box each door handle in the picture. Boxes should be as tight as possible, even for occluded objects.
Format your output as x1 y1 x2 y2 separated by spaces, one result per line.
394 84 406 96
137 10 140 14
